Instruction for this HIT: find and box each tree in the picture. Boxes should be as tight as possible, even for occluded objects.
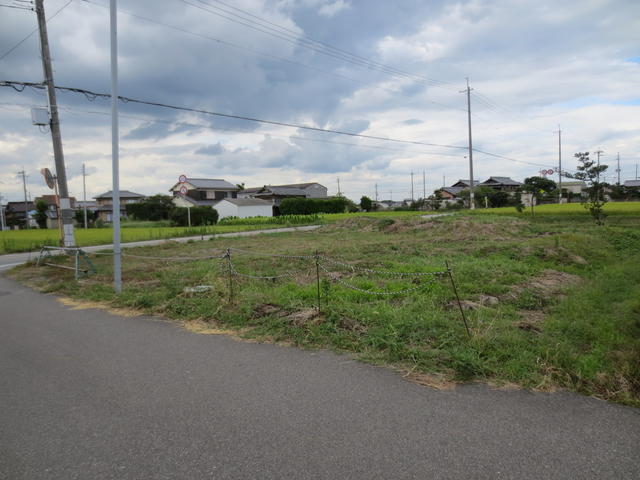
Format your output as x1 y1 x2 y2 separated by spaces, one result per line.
459 186 494 208
34 200 48 229
522 176 557 215
360 196 373 212
74 208 98 227
126 195 174 221
567 152 608 225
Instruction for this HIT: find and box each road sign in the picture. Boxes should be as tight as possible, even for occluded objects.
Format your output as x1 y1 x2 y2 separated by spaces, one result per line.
179 185 188 196
40 168 55 189
178 174 187 184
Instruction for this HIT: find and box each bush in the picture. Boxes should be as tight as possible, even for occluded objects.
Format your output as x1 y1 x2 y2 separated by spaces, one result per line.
169 207 218 226
125 195 174 221
280 197 350 215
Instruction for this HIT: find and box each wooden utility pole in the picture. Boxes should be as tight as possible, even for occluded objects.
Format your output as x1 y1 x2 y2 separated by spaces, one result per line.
35 0 75 246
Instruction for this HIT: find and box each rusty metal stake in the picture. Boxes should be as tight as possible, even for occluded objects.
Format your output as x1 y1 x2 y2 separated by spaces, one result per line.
445 260 471 338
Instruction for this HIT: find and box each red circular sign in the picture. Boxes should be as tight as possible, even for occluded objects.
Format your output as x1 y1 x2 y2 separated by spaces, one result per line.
179 185 188 195
178 174 187 183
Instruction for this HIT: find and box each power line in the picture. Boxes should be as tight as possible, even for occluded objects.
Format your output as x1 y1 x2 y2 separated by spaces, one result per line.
78 0 465 113
0 80 556 168
0 0 73 62
178 0 456 90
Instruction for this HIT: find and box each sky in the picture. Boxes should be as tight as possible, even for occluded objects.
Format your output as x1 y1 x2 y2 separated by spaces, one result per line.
1 0 639 203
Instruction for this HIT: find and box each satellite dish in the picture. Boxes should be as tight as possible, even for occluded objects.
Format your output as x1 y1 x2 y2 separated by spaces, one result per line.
40 168 55 190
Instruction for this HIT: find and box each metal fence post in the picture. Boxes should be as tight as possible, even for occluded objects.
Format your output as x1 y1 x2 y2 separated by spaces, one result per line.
315 250 321 314
445 260 471 338
226 248 234 304
74 249 80 281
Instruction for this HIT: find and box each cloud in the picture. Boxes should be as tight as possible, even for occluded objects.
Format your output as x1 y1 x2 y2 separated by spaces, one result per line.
318 0 351 17
194 142 226 156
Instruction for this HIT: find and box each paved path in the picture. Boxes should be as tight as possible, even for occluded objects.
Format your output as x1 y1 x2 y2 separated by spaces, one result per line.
0 225 321 271
1 275 638 479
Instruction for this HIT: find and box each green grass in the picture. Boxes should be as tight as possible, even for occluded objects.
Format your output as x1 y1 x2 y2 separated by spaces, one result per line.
10 212 640 407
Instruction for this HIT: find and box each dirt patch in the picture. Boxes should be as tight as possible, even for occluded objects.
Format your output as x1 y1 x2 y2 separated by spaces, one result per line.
56 297 143 318
513 310 546 333
403 371 456 390
253 303 287 317
503 269 580 301
338 316 367 334
286 308 324 326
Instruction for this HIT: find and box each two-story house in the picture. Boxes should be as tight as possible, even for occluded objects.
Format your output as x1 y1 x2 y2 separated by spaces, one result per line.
94 190 146 222
170 178 239 208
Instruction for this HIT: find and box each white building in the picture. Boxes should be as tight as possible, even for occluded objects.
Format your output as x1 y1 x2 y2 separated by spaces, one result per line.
214 198 273 220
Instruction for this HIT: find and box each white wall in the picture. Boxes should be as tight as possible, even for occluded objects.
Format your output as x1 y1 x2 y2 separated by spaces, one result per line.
215 200 272 219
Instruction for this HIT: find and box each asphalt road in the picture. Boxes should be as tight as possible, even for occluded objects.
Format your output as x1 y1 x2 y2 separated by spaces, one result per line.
0 225 321 271
1 274 639 479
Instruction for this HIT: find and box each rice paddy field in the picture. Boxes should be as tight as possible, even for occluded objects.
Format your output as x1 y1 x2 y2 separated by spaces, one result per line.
0 210 426 254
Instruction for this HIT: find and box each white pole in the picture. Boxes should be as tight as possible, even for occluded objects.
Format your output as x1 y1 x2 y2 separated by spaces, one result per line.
187 206 191 227
82 163 88 228
110 0 121 293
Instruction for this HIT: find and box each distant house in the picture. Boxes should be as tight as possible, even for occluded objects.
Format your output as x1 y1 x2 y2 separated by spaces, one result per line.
94 190 146 222
214 198 273 220
5 201 35 228
480 176 523 192
624 180 640 188
170 178 239 208
238 182 328 215
34 195 77 229
560 181 586 196
450 179 472 189
439 186 466 200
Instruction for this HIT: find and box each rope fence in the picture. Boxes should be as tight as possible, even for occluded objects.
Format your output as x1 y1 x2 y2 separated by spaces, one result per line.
35 245 471 336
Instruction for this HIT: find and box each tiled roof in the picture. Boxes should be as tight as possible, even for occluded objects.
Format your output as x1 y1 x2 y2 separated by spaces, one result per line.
482 176 523 186
256 186 307 196
94 190 146 199
624 180 640 187
182 178 238 190
441 186 465 196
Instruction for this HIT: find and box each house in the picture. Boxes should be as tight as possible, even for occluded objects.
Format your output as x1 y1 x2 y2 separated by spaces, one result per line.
450 179 472 189
94 190 146 222
5 201 35 228
624 180 640 188
238 182 328 214
239 182 328 200
439 186 466 200
170 178 239 208
480 176 523 192
34 195 77 229
214 198 273 220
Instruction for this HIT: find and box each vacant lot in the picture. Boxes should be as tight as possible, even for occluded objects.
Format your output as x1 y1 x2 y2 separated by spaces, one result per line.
10 211 640 406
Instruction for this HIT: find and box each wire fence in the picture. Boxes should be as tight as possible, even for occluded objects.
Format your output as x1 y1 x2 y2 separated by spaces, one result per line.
36 245 471 336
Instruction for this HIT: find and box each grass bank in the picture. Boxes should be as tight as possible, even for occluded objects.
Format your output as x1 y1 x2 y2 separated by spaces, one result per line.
9 214 640 406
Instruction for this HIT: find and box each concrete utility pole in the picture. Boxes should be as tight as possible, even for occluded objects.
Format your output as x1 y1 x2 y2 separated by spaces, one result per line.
461 78 475 209
35 0 75 246
616 153 621 185
557 126 562 204
0 192 6 231
374 183 378 202
422 170 426 199
336 177 341 196
110 0 122 293
410 171 414 201
18 169 29 229
82 163 88 228
594 150 604 182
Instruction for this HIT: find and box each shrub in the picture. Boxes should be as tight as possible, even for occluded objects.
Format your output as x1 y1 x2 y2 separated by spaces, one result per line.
169 207 218 226
280 197 350 215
